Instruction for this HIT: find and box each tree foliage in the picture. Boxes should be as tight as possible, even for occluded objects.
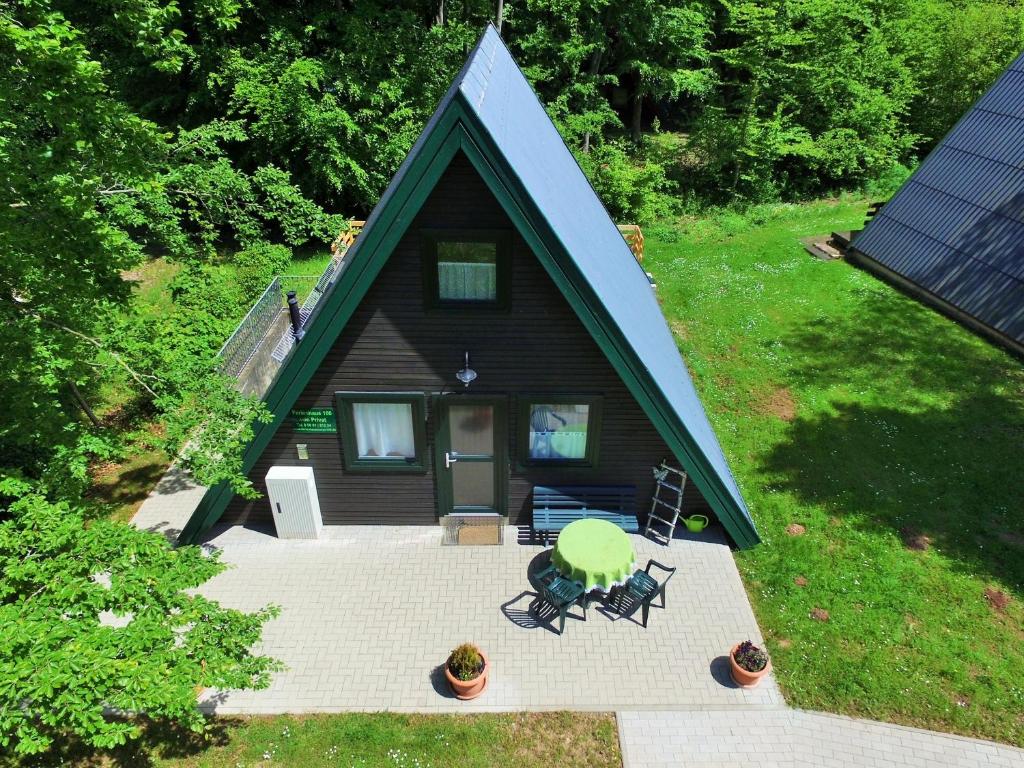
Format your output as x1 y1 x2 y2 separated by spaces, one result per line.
0 478 280 755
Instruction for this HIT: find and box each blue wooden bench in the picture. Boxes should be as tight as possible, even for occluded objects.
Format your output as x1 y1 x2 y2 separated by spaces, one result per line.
531 485 639 544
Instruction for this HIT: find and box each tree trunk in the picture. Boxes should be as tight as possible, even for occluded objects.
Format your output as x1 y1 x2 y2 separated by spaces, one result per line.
68 380 100 427
434 0 444 26
582 48 604 154
732 79 761 194
630 87 643 143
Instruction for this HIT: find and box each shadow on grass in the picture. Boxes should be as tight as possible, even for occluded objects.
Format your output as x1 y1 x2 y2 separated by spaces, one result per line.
761 293 1024 589
0 716 238 768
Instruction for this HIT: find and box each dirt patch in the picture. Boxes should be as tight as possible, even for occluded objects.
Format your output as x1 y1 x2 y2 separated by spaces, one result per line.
786 523 806 536
669 320 691 341
716 374 737 390
900 526 932 551
776 638 793 649
810 607 830 622
755 386 796 421
984 587 1011 613
955 695 971 709
794 576 809 587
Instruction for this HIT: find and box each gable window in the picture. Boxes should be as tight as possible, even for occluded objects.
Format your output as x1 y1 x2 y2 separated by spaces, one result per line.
517 396 602 467
423 230 511 309
334 393 427 472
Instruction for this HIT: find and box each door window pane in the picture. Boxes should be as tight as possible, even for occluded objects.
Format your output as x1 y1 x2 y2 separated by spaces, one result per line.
437 242 497 301
452 461 495 507
450 405 494 456
529 403 589 460
352 402 415 458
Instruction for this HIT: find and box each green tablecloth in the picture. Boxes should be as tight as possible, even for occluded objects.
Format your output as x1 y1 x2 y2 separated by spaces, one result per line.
551 518 636 592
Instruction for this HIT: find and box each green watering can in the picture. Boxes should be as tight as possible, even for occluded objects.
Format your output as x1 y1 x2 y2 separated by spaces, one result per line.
683 514 709 533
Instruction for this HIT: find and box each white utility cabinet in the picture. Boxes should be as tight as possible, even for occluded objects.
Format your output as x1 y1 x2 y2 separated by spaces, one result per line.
265 466 323 539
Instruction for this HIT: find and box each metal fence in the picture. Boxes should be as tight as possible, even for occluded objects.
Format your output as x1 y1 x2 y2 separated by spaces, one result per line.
217 277 283 378
217 234 358 380
271 257 349 362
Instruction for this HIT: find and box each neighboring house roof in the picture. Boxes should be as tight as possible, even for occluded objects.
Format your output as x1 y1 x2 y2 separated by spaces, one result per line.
180 25 760 549
851 50 1024 350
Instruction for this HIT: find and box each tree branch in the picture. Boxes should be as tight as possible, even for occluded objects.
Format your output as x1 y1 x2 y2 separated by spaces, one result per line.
16 308 161 398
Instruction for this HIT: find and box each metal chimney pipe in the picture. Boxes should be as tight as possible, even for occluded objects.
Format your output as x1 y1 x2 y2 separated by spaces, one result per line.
287 290 304 341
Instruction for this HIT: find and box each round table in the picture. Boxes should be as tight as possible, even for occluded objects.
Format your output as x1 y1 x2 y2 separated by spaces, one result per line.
551 518 636 593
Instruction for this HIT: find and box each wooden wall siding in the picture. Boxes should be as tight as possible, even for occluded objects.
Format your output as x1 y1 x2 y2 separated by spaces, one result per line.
224 152 711 528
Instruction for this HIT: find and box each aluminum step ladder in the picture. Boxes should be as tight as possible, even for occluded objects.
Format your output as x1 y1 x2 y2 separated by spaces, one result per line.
644 462 688 545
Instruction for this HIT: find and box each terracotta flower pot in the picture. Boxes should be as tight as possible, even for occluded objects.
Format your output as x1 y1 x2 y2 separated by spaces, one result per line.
729 643 772 688
445 647 489 700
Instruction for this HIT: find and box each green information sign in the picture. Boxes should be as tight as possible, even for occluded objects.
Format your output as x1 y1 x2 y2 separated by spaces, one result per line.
290 408 337 433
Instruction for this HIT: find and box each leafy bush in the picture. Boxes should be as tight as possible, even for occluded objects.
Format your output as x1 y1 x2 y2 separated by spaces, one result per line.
103 264 272 497
863 162 914 201
733 640 769 673
448 643 484 682
576 141 677 224
233 243 292 299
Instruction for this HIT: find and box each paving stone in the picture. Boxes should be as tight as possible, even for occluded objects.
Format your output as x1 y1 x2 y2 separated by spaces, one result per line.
134 471 780 713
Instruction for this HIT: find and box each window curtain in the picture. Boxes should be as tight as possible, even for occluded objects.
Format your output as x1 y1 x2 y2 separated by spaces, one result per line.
353 403 415 458
528 404 588 459
438 262 497 300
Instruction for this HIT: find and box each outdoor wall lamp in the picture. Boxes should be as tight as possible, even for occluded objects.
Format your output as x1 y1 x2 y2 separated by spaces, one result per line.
456 351 477 387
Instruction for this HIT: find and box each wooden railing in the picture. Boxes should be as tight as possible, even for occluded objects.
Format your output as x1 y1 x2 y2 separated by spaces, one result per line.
617 224 644 262
331 219 366 257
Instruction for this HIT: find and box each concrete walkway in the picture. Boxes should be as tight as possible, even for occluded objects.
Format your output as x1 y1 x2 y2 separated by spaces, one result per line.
617 710 1024 767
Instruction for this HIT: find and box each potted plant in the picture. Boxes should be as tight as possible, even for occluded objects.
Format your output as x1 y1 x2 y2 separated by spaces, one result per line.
444 643 489 700
729 640 771 688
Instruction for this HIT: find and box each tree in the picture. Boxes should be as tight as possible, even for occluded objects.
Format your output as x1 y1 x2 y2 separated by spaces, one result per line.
892 0 1024 151
0 478 280 755
0 2 332 493
609 0 713 142
691 0 920 201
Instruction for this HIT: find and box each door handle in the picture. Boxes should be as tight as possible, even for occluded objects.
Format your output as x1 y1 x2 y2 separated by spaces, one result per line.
445 451 458 469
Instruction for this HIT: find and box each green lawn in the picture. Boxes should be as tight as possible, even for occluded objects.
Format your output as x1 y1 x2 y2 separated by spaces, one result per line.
281 246 334 278
8 713 620 768
644 198 1024 746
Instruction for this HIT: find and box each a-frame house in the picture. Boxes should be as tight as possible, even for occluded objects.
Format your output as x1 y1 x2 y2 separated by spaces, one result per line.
180 25 760 549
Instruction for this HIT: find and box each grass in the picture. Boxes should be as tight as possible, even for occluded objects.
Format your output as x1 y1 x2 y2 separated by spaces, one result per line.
644 197 1024 746
87 442 169 524
281 246 334 277
123 257 183 315
8 713 620 768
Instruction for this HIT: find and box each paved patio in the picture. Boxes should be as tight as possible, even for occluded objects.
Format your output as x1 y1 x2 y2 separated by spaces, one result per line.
133 469 1024 765
191 523 782 713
